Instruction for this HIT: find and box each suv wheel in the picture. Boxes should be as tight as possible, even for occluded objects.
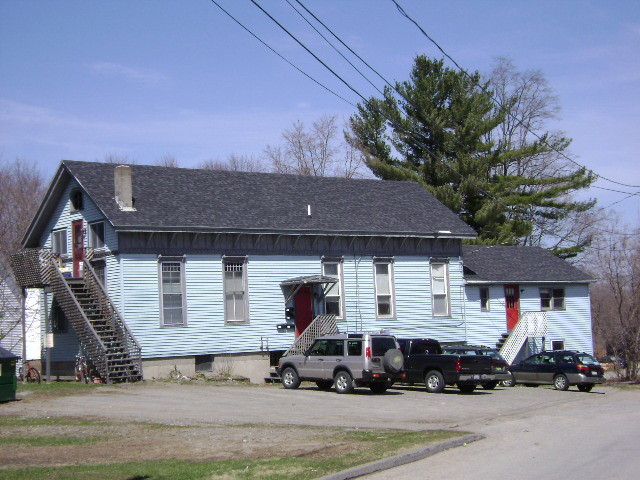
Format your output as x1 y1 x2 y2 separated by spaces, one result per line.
281 367 300 389
482 381 498 390
382 349 404 373
458 384 476 394
577 384 593 392
369 382 391 394
334 371 354 394
554 374 569 391
424 370 445 393
316 380 333 391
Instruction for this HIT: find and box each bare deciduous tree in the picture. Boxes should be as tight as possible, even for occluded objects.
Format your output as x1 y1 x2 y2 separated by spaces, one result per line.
0 158 46 345
101 154 137 165
265 115 367 178
197 154 266 173
589 219 640 382
486 57 596 259
156 154 179 168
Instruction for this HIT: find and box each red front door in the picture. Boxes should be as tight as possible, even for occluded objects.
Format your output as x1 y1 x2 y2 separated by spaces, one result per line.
505 284 520 330
72 220 84 277
294 286 313 337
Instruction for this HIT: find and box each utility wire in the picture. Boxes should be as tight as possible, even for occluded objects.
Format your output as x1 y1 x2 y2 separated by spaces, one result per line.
249 0 368 104
215 0 632 250
285 0 385 96
207 0 355 106
391 0 640 191
257 0 631 250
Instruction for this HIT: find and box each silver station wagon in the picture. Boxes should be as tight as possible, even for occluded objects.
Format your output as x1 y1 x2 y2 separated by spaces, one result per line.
277 333 405 394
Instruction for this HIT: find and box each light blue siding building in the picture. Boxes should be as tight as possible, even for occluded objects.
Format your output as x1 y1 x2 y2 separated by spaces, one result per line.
15 161 595 382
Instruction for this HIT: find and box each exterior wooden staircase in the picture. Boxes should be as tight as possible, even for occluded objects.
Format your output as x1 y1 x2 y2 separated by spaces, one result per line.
11 248 143 383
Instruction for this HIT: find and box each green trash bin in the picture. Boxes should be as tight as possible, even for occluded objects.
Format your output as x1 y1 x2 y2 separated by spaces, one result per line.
0 346 20 402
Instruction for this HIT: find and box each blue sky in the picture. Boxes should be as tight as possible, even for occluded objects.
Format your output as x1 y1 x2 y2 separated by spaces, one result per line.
1 0 638 223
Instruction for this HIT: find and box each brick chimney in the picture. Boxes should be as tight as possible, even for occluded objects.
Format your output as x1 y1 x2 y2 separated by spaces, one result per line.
114 165 136 211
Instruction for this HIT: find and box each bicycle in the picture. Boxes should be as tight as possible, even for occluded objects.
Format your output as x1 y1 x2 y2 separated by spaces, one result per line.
19 360 41 383
75 353 99 383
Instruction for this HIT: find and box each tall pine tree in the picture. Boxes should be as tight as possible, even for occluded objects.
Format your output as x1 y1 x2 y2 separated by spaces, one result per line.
348 56 595 257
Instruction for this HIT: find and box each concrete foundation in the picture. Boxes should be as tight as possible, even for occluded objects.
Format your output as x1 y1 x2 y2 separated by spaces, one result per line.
142 352 271 384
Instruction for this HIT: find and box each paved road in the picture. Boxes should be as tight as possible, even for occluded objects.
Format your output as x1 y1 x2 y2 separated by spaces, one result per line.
7 382 640 479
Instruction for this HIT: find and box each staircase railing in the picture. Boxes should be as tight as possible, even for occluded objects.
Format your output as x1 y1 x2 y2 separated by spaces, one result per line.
499 311 547 365
283 314 338 357
83 249 143 380
46 255 110 379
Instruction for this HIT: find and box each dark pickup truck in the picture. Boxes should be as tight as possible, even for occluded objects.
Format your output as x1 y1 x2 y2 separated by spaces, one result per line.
397 338 494 393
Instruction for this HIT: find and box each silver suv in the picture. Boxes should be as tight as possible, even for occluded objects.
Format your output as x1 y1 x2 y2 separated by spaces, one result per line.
277 333 405 394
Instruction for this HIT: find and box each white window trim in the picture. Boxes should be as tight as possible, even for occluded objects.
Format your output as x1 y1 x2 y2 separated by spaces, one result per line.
88 221 106 249
158 256 187 327
322 258 345 320
479 286 490 312
540 287 566 311
223 256 250 325
430 261 451 317
51 228 68 256
373 258 395 319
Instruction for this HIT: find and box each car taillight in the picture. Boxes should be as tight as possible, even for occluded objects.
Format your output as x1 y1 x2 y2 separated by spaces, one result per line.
455 358 462 371
365 347 371 358
577 364 589 372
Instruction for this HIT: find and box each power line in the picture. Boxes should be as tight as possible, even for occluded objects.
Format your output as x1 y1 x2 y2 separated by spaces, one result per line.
215 0 633 250
207 0 355 106
287 2 638 249
249 0 368 104
390 0 640 191
285 0 384 97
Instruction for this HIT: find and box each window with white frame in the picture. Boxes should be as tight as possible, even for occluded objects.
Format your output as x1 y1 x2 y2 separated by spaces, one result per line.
51 229 68 256
88 221 105 249
540 287 565 311
224 259 249 323
159 260 186 326
479 286 490 312
430 261 450 316
374 259 395 318
322 259 344 318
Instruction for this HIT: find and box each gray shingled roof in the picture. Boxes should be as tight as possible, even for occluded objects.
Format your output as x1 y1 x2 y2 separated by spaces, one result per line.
24 161 476 245
462 245 594 284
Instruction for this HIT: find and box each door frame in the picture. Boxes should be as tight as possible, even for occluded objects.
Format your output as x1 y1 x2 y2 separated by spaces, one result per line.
505 284 520 330
72 220 84 277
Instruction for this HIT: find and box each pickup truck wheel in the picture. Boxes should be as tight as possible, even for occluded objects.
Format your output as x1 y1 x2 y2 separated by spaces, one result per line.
369 382 391 394
334 371 354 394
554 374 569 391
281 367 300 389
482 381 498 390
382 349 404 373
500 375 516 387
316 380 333 391
458 384 476 394
424 370 445 393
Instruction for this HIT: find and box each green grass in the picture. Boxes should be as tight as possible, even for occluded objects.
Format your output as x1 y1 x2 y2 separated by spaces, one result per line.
16 380 106 398
0 435 101 447
0 428 463 480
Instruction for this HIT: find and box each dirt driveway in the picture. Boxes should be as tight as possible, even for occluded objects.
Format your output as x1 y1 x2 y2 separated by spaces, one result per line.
1 381 633 471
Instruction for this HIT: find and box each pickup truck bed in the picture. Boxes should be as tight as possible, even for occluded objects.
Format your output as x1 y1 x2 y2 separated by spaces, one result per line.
398 338 494 393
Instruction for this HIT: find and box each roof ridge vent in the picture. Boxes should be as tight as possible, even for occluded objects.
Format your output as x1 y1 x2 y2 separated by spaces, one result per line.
114 165 136 212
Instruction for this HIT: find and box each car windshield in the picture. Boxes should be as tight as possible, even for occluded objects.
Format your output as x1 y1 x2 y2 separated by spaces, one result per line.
371 337 397 356
577 353 599 365
482 350 506 361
